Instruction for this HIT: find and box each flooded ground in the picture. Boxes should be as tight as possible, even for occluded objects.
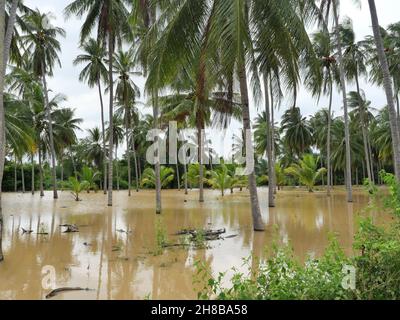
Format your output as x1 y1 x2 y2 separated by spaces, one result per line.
0 188 383 300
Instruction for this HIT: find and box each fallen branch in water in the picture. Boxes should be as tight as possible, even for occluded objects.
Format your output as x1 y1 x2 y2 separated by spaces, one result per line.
60 224 79 233
175 228 226 237
45 287 92 299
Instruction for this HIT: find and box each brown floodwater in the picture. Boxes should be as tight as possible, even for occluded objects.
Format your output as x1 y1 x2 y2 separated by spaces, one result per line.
0 188 384 300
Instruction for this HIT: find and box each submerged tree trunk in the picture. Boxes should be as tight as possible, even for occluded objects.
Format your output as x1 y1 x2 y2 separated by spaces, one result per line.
98 80 107 195
368 0 400 180
107 34 114 206
153 90 162 214
42 65 58 200
263 74 275 207
333 2 353 202
238 65 264 231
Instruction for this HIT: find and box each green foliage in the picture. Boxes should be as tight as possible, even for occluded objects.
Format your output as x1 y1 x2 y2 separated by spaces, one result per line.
154 218 168 256
81 166 100 192
141 166 175 189
196 172 400 300
68 176 89 201
285 154 327 192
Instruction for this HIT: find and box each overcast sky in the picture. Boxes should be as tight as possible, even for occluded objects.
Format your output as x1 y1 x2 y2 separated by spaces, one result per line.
23 0 400 151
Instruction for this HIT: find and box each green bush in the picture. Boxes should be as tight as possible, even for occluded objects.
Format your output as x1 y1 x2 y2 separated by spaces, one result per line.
196 172 400 300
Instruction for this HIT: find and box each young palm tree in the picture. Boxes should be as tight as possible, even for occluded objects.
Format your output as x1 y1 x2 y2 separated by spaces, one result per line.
65 0 132 206
367 0 400 180
22 10 66 199
285 154 327 193
113 49 141 196
73 38 108 194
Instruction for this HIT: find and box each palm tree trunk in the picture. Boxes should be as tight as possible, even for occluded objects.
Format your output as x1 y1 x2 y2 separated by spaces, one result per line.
333 1 353 202
270 86 277 195
183 162 188 195
0 0 5 263
98 80 107 195
21 160 25 194
263 74 275 207
355 73 373 182
176 163 181 191
41 65 58 199
238 64 264 231
14 156 17 192
327 80 333 196
115 144 119 191
153 90 162 214
38 146 44 197
197 121 204 203
31 154 35 195
3 0 18 68
107 33 114 206
132 139 139 192
367 136 375 183
368 0 400 180
125 111 131 196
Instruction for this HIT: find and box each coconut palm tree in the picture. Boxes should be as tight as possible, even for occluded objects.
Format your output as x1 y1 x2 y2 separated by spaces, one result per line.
141 166 175 189
112 49 141 196
106 115 124 191
306 29 339 196
21 9 66 199
73 38 108 194
318 0 355 202
367 0 400 180
340 19 374 183
285 154 327 193
281 107 314 158
65 0 132 206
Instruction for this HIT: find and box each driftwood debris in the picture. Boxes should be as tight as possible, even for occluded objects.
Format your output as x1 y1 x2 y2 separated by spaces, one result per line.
117 229 132 234
21 228 33 234
45 287 92 299
175 228 226 238
60 224 79 233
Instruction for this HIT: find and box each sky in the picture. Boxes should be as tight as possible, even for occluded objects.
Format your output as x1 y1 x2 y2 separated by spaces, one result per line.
22 0 400 154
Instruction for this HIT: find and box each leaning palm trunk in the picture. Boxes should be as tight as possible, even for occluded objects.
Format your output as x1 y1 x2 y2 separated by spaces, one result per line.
107 34 114 206
327 80 333 196
333 2 353 202
263 75 275 207
41 64 58 199
0 0 19 261
238 65 264 231
368 0 400 180
153 90 162 214
97 79 107 195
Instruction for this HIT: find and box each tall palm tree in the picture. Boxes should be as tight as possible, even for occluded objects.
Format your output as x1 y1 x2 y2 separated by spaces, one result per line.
306 29 338 196
367 0 400 180
22 10 66 199
65 0 132 206
112 49 141 196
318 0 354 202
73 38 108 194
340 18 374 183
106 115 124 191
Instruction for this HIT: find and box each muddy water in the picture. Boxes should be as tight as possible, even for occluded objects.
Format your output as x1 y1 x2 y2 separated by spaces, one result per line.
0 188 379 300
